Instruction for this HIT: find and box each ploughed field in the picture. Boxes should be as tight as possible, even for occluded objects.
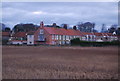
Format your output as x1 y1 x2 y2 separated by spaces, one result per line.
2 46 118 79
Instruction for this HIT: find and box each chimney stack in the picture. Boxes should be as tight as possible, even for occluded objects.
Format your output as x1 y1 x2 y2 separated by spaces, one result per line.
40 21 44 28
52 23 57 27
73 26 77 30
63 24 67 29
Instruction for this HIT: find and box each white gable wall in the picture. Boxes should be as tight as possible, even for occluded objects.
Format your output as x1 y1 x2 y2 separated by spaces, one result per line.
27 35 34 45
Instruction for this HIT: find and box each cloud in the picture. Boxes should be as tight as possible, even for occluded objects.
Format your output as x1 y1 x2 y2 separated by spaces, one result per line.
2 2 118 31
32 11 74 17
32 11 47 15
1 0 119 2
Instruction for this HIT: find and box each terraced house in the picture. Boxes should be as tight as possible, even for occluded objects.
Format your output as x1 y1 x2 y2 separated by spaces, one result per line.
27 22 84 45
9 22 118 45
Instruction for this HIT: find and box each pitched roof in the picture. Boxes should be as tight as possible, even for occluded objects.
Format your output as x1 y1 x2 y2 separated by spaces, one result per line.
103 33 115 36
81 32 94 36
94 33 103 36
13 32 26 37
36 26 118 37
11 40 27 42
102 33 109 36
94 32 117 37
2 32 10 36
27 31 35 35
44 27 83 36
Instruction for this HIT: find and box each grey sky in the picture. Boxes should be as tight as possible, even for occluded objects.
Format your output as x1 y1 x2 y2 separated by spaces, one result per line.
2 2 118 31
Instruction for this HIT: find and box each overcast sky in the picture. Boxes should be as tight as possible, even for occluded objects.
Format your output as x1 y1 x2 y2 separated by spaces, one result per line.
2 2 118 31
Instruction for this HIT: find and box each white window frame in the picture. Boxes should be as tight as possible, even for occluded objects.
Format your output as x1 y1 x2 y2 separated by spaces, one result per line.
56 35 59 40
66 35 69 40
59 35 61 40
59 41 62 44
62 41 65 44
40 29 44 34
70 36 73 39
63 35 65 40
73 36 75 38
52 41 55 44
52 34 54 40
55 35 57 40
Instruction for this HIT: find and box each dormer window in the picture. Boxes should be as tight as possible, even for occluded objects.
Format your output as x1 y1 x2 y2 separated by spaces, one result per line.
40 29 44 34
113 32 116 35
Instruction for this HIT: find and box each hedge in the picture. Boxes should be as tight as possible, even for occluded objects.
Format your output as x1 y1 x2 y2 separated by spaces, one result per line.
2 39 8 45
70 38 119 47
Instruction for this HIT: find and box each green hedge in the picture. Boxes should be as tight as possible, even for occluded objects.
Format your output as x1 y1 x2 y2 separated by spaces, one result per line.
70 38 119 47
2 39 8 45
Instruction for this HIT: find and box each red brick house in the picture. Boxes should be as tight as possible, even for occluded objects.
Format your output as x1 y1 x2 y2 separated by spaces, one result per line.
2 32 10 38
27 22 83 45
27 22 118 45
80 32 96 41
2 32 11 44
9 32 27 44
94 32 118 42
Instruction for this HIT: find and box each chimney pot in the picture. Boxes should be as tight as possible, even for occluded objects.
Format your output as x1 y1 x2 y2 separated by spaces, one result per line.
73 26 77 30
40 21 44 28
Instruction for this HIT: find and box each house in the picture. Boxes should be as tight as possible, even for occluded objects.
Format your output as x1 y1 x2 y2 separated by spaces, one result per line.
9 32 27 45
94 32 118 42
27 22 83 45
2 32 11 44
2 32 10 40
27 31 35 45
8 22 119 45
94 32 104 42
80 32 96 41
109 33 118 41
26 22 119 45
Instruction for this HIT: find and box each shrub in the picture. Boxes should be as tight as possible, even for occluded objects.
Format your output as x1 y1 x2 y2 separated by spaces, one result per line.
70 38 119 47
70 38 80 46
2 39 8 45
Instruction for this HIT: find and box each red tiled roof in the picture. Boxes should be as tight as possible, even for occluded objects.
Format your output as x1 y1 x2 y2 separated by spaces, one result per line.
81 32 94 35
11 40 27 42
117 35 120 38
36 26 119 37
2 32 10 36
102 33 115 36
102 33 108 36
94 32 117 36
94 33 103 36
44 27 83 36
105 33 117 36
27 31 35 35
13 32 26 37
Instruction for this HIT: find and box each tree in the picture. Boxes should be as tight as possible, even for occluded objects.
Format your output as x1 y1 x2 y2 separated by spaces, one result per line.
12 23 37 33
70 38 80 45
116 27 120 35
52 23 57 27
61 24 68 29
52 23 61 28
0 23 11 32
93 29 98 33
0 23 5 31
101 24 107 33
5 27 11 32
92 23 95 32
77 22 95 32
107 24 118 33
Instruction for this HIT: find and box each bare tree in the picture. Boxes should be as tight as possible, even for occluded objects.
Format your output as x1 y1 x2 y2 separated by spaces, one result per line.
101 24 108 33
77 22 95 32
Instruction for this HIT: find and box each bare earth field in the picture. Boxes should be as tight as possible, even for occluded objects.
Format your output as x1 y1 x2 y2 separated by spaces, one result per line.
2 46 118 79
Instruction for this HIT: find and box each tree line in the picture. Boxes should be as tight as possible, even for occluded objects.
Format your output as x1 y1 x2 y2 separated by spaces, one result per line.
1 22 120 35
